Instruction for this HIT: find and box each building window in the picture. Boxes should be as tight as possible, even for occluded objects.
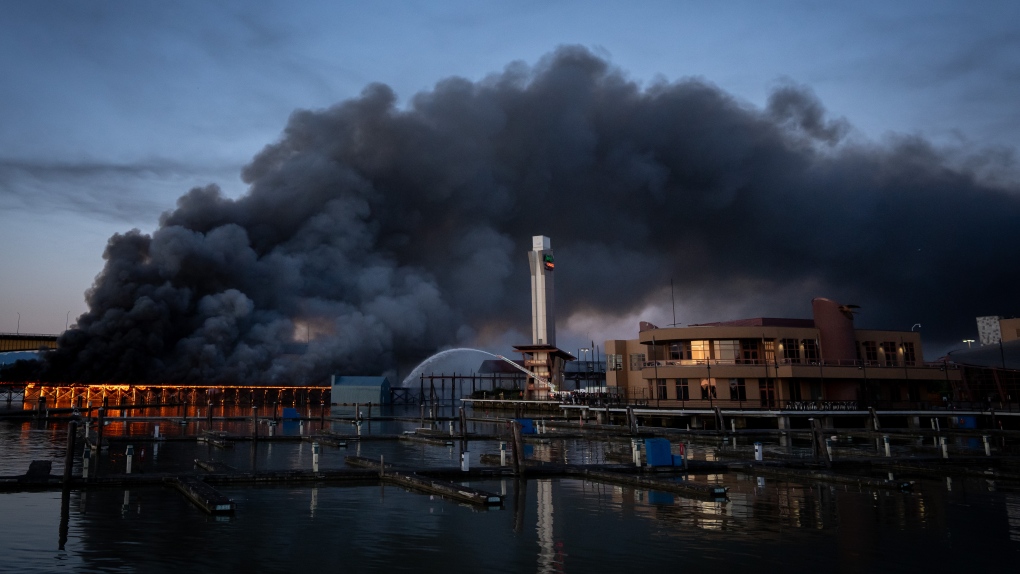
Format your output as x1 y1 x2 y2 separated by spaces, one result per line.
607 354 623 371
629 353 645 371
675 379 690 400
740 340 759 364
700 378 716 399
690 340 710 361
729 378 746 401
782 338 800 363
880 341 897 366
802 339 820 363
714 340 739 363
862 341 878 364
787 380 802 401
656 379 667 399
759 379 776 408
669 342 684 361
763 340 775 364
903 342 916 366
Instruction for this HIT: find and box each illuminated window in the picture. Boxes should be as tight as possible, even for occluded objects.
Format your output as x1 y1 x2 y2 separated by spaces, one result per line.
763 340 775 364
690 340 710 361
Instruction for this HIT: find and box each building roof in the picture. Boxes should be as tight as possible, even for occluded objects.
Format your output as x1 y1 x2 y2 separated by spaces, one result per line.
511 344 575 361
689 318 816 328
947 339 1020 370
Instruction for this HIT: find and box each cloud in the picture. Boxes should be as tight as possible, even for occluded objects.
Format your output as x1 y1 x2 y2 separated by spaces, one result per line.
38 46 1020 384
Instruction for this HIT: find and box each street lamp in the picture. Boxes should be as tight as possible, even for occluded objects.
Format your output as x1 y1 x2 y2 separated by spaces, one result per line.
911 323 921 332
16 312 20 335
963 339 975 348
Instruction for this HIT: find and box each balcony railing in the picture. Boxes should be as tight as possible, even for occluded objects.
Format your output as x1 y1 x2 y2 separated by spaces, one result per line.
642 358 957 369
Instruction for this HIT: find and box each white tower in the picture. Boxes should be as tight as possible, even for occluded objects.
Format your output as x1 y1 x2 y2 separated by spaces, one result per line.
529 235 555 346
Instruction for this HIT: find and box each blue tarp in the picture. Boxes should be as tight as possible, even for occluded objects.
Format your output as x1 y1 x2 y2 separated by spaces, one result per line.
644 438 673 467
282 407 300 420
514 419 536 435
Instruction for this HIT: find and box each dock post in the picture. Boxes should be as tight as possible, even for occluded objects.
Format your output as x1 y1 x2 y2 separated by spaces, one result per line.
367 402 372 420
500 441 507 466
731 419 736 433
96 407 105 456
312 441 320 473
811 418 831 467
754 442 762 461
461 449 470 472
251 406 258 442
153 424 160 440
379 455 384 478
63 421 78 486
631 439 640 466
357 420 362 436
125 445 134 474
940 436 949 459
207 402 213 424
983 435 991 456
81 448 89 480
449 421 454 436
883 435 891 457
511 421 524 476
825 438 833 461
459 407 467 439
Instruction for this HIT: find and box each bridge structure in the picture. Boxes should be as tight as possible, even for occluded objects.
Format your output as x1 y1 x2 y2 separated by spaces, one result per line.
0 332 59 352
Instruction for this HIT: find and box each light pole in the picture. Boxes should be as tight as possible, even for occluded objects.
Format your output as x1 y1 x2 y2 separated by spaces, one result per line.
963 339 975 349
65 311 71 330
580 348 590 391
16 312 20 335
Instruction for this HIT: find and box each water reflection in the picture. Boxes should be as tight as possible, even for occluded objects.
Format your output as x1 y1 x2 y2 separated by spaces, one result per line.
5 415 1020 571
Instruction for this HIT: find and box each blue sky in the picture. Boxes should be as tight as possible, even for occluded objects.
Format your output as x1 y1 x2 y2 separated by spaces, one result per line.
2 0 1018 341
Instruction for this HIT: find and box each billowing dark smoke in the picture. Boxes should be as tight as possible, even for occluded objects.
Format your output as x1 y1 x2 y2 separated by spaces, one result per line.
39 46 1020 383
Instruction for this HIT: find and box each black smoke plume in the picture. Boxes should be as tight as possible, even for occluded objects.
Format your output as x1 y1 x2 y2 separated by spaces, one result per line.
35 46 1020 384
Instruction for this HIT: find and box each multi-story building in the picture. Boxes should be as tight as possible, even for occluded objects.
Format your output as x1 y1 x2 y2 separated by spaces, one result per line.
605 298 961 409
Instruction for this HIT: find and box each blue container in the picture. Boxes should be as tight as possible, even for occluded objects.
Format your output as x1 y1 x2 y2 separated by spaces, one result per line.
514 419 536 435
644 438 674 467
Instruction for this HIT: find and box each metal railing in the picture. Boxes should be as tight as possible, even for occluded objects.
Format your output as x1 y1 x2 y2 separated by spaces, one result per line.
643 358 956 369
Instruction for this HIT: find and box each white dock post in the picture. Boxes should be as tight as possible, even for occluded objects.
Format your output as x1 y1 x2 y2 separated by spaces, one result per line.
883 435 891 457
312 441 320 473
125 445 134 474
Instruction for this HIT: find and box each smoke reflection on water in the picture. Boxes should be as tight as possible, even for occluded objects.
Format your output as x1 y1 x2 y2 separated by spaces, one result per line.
2 418 1020 571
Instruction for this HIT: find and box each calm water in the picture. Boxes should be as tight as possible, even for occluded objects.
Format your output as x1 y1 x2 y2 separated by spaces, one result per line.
2 411 1020 572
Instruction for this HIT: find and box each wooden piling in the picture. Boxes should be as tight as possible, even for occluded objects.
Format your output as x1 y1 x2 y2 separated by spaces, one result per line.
511 421 524 476
62 421 77 485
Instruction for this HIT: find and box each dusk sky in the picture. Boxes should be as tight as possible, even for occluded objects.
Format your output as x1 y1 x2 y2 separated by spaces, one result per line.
2 1 1019 369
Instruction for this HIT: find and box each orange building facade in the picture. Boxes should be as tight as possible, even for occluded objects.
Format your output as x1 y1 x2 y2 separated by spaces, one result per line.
605 298 961 409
